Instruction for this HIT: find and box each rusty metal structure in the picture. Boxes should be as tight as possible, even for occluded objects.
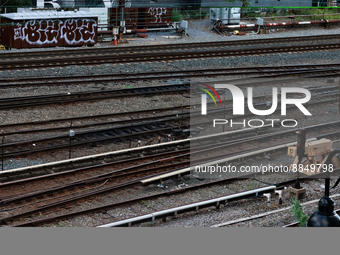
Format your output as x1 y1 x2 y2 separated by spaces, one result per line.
108 7 172 29
0 11 98 49
288 138 340 176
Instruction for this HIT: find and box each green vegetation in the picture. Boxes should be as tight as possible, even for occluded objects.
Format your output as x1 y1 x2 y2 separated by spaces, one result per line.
140 200 151 208
172 9 181 22
201 11 208 19
190 10 200 20
290 198 308 227
290 8 340 20
181 10 190 20
248 179 254 190
55 221 69 227
243 7 340 21
176 9 208 21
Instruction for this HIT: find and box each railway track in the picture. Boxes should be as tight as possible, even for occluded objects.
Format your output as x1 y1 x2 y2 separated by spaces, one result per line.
2 84 334 132
2 34 340 228
1 33 340 61
1 120 340 227
5 165 340 227
1 63 340 88
99 172 340 228
0 87 338 159
0 84 190 110
0 71 338 111
0 126 266 184
0 119 189 159
1 42 340 71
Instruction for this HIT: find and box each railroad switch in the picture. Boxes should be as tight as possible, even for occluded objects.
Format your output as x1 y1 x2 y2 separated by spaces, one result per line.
288 138 340 176
287 136 340 200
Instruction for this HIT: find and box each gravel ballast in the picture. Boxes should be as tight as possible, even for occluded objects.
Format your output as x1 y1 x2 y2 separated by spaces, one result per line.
1 20 340 227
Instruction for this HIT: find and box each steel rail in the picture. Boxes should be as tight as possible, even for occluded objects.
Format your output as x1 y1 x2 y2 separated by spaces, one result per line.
0 70 338 112
0 130 305 204
1 33 340 60
0 91 338 159
0 90 337 158
12 170 340 227
2 85 334 134
0 125 266 183
1 64 339 87
1 43 340 71
2 125 340 226
2 125 340 207
0 84 190 110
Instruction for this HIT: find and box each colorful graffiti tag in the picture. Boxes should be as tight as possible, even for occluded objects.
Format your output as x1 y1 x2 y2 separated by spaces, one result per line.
13 18 97 46
147 7 168 23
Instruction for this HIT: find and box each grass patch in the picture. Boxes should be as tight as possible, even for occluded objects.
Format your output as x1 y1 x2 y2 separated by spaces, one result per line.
290 198 308 227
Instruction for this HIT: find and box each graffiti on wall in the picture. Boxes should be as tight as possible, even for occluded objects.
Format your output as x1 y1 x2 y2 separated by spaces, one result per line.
147 7 168 23
13 18 97 45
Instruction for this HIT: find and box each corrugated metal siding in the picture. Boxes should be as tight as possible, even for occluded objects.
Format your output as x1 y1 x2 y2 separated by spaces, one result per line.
0 16 98 49
108 7 172 28
0 17 11 47
109 8 139 28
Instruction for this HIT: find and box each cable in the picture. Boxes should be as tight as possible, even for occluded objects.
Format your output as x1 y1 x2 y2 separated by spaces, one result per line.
253 177 275 186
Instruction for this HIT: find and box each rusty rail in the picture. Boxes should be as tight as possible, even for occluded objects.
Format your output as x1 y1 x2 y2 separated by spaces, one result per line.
1 33 340 60
2 43 340 71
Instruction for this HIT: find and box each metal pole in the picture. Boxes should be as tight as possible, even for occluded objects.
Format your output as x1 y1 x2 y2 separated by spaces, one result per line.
69 121 72 159
116 3 118 28
1 130 4 171
180 105 183 139
325 176 330 197
129 115 133 148
338 79 340 114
